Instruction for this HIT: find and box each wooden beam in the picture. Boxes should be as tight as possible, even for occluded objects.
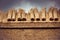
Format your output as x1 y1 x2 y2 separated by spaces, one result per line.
12 9 16 21
33 8 40 21
21 10 26 21
29 8 35 21
53 8 58 21
17 9 24 21
48 7 54 21
7 9 12 21
41 8 46 21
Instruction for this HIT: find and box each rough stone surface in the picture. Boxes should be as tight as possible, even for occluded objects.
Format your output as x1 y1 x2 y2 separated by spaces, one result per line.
0 29 60 40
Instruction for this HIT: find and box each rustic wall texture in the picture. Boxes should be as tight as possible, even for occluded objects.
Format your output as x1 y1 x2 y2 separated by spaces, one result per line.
0 7 60 40
0 0 60 40
0 29 60 40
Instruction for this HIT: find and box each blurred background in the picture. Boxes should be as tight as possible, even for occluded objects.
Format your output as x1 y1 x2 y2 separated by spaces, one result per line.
0 0 60 12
